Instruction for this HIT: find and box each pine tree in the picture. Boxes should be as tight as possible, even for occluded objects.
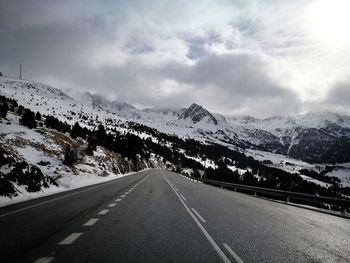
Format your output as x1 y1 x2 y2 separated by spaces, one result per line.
86 136 97 155
0 102 8 118
63 145 78 166
70 122 82 139
20 109 37 128
17 105 24 115
35 111 41 121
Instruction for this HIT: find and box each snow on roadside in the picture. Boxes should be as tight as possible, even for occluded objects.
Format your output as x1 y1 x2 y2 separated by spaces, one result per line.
0 170 140 208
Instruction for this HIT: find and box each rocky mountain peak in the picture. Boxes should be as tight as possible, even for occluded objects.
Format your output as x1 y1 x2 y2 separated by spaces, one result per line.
179 103 218 125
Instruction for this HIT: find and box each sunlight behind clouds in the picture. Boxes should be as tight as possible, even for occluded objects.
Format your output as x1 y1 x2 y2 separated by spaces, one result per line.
1 0 350 117
305 0 350 49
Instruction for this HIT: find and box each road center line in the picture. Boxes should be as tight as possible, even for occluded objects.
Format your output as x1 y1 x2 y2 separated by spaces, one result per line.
108 203 116 207
191 208 207 223
83 218 99 226
223 243 244 263
59 233 83 245
180 194 187 201
163 174 232 263
98 209 109 215
34 257 55 263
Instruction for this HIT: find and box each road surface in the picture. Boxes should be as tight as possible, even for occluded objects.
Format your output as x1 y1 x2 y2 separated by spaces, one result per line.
0 169 349 263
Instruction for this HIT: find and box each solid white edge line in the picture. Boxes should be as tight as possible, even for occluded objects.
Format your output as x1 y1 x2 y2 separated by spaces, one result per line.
59 233 83 245
108 203 116 207
132 173 150 188
83 218 99 226
163 174 231 263
34 257 55 263
223 243 244 263
180 194 187 201
0 175 136 218
98 209 109 215
191 208 207 223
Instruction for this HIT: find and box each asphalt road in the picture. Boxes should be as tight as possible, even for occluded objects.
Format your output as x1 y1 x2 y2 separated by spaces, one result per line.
0 169 349 263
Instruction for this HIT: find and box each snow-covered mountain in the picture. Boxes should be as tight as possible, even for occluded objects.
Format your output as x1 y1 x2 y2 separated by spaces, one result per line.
178 103 218 125
227 112 350 163
1 76 350 198
3 75 350 165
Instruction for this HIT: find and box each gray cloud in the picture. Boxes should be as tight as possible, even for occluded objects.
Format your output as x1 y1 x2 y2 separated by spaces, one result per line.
160 52 300 115
0 0 349 117
317 79 350 114
326 80 350 106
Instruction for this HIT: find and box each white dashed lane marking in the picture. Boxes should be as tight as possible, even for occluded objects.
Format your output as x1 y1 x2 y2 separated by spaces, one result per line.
34 257 55 263
83 218 99 226
115 198 122 202
108 203 116 208
59 233 83 245
98 209 109 215
163 174 232 263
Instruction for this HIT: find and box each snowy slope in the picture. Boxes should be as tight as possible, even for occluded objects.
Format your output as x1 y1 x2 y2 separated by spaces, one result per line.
0 112 154 206
2 76 350 186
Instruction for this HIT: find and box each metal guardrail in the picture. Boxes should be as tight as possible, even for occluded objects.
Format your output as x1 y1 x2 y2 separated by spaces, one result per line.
185 176 350 211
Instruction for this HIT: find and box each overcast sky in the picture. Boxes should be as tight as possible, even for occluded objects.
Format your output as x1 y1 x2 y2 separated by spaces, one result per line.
1 0 350 117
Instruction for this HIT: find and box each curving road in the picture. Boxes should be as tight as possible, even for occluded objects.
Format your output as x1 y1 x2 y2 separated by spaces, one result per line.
0 169 349 263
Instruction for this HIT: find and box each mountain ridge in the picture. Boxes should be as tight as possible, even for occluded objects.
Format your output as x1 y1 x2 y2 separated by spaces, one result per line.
2 76 350 164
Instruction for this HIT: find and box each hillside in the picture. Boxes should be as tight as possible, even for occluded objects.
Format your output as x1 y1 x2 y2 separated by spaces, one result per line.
1 76 350 206
0 110 166 205
4 76 350 165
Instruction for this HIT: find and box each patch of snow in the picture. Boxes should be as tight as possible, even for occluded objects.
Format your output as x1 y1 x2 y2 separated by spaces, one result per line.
299 175 331 188
0 170 140 207
227 165 247 175
326 167 350 187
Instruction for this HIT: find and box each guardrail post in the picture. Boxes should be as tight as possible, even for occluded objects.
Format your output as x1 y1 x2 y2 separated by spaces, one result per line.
254 192 257 197
286 197 289 203
341 207 347 215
